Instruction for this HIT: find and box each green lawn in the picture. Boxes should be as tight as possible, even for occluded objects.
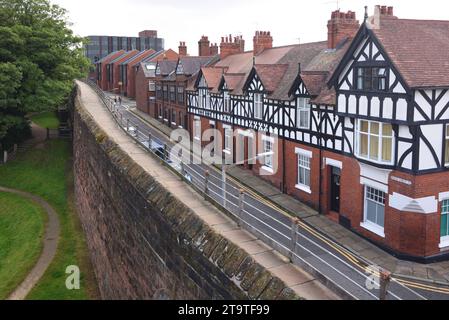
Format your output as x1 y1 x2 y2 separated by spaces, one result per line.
0 192 46 299
30 112 60 129
0 139 98 300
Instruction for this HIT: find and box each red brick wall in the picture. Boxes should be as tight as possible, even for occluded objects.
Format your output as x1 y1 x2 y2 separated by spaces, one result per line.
135 66 150 114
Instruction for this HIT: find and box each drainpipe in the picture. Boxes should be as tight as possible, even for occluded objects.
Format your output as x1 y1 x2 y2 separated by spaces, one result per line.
318 106 323 215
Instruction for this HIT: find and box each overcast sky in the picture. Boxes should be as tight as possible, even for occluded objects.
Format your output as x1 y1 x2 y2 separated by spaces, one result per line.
51 0 448 55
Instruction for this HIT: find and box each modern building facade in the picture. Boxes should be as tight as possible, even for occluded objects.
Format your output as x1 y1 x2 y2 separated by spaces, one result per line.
84 30 164 64
185 6 449 261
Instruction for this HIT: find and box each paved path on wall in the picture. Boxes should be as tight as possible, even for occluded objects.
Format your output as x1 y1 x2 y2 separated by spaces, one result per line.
2 186 60 300
88 88 446 300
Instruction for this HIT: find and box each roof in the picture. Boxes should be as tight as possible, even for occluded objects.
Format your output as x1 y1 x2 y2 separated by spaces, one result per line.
121 49 155 66
139 62 157 78
253 64 289 93
178 56 218 76
370 18 449 88
108 50 139 65
200 67 228 92
157 60 178 76
96 50 126 64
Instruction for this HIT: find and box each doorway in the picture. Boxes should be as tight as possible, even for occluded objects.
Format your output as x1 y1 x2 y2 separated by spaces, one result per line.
330 166 341 213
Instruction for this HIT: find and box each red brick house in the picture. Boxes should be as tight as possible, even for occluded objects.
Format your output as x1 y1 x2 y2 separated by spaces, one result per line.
105 50 139 93
119 49 156 98
135 49 180 115
186 6 449 261
96 50 125 91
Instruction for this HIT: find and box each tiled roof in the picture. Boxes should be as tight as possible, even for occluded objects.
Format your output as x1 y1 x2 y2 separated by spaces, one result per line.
201 67 228 92
108 50 139 65
254 64 289 93
121 49 155 66
140 62 157 78
301 72 329 96
371 18 449 88
96 50 126 64
179 56 218 75
222 73 246 91
157 60 178 76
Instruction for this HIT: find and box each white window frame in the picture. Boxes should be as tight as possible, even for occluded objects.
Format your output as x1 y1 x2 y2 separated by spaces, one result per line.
297 97 311 129
198 91 203 109
295 148 312 194
254 93 263 119
224 127 232 152
223 91 231 113
440 196 449 248
263 138 273 169
361 185 386 238
194 117 201 141
355 120 394 165
148 81 156 92
445 124 449 166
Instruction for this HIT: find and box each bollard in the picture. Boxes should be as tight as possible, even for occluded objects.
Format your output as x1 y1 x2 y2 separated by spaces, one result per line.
238 189 245 227
289 218 300 262
3 150 7 164
379 270 392 300
204 170 209 200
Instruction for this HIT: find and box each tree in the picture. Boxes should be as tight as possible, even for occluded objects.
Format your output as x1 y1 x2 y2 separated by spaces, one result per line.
0 0 90 148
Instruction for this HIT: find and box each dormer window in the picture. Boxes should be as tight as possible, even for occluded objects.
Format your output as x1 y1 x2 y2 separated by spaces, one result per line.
223 91 231 113
356 67 387 91
297 98 311 129
254 93 263 119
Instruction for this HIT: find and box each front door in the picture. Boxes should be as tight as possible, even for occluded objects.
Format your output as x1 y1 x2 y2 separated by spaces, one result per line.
330 167 341 213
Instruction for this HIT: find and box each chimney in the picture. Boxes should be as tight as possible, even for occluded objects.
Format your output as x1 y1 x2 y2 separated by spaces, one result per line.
198 35 211 56
178 41 187 57
210 43 219 56
253 31 273 56
369 5 397 29
220 35 245 59
327 10 360 49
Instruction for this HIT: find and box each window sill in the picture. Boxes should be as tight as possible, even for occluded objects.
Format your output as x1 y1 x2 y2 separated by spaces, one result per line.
223 149 232 155
360 221 385 238
171 122 177 126
261 166 274 174
439 237 449 249
295 184 312 194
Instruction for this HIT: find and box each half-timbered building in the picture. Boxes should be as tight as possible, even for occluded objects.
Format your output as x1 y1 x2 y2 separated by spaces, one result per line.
187 6 449 260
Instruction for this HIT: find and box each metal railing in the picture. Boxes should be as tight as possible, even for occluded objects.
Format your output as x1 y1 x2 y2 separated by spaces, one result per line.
81 79 427 301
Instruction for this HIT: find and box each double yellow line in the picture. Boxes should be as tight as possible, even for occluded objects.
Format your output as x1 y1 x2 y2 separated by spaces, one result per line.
128 107 449 297
211 166 449 297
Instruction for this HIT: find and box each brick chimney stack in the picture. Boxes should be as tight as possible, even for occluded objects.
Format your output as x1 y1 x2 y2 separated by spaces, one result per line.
210 43 219 56
370 5 397 29
178 41 187 57
327 10 360 49
220 35 245 59
198 36 211 56
253 31 273 56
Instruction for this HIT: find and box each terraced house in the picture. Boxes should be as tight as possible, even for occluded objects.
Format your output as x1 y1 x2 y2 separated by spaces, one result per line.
186 5 449 261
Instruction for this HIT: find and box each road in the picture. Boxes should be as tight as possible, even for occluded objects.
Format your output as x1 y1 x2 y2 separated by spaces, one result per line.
93 84 449 300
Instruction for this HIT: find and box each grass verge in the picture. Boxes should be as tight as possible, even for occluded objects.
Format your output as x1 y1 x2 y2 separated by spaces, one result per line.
0 192 46 299
0 139 99 300
30 112 60 129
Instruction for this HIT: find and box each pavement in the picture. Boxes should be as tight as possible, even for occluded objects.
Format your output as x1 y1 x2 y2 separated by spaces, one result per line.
122 102 449 286
79 81 340 300
100 90 449 299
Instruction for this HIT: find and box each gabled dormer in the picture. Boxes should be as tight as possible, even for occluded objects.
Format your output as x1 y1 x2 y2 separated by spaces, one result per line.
328 23 411 123
175 58 184 75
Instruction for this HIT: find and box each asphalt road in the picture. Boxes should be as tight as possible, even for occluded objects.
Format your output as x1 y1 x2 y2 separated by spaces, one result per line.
97 88 449 300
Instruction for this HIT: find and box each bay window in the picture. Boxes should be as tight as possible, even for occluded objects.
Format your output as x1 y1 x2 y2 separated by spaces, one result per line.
254 93 263 119
297 98 311 129
356 120 393 164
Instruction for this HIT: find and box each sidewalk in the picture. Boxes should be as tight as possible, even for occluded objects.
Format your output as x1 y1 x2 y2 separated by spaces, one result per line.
123 97 449 285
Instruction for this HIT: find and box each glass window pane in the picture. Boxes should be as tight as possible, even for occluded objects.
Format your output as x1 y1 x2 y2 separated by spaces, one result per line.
441 214 448 237
366 200 377 223
382 137 392 162
370 136 379 160
371 122 379 135
360 133 369 157
360 120 369 133
383 124 393 136
377 205 385 227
